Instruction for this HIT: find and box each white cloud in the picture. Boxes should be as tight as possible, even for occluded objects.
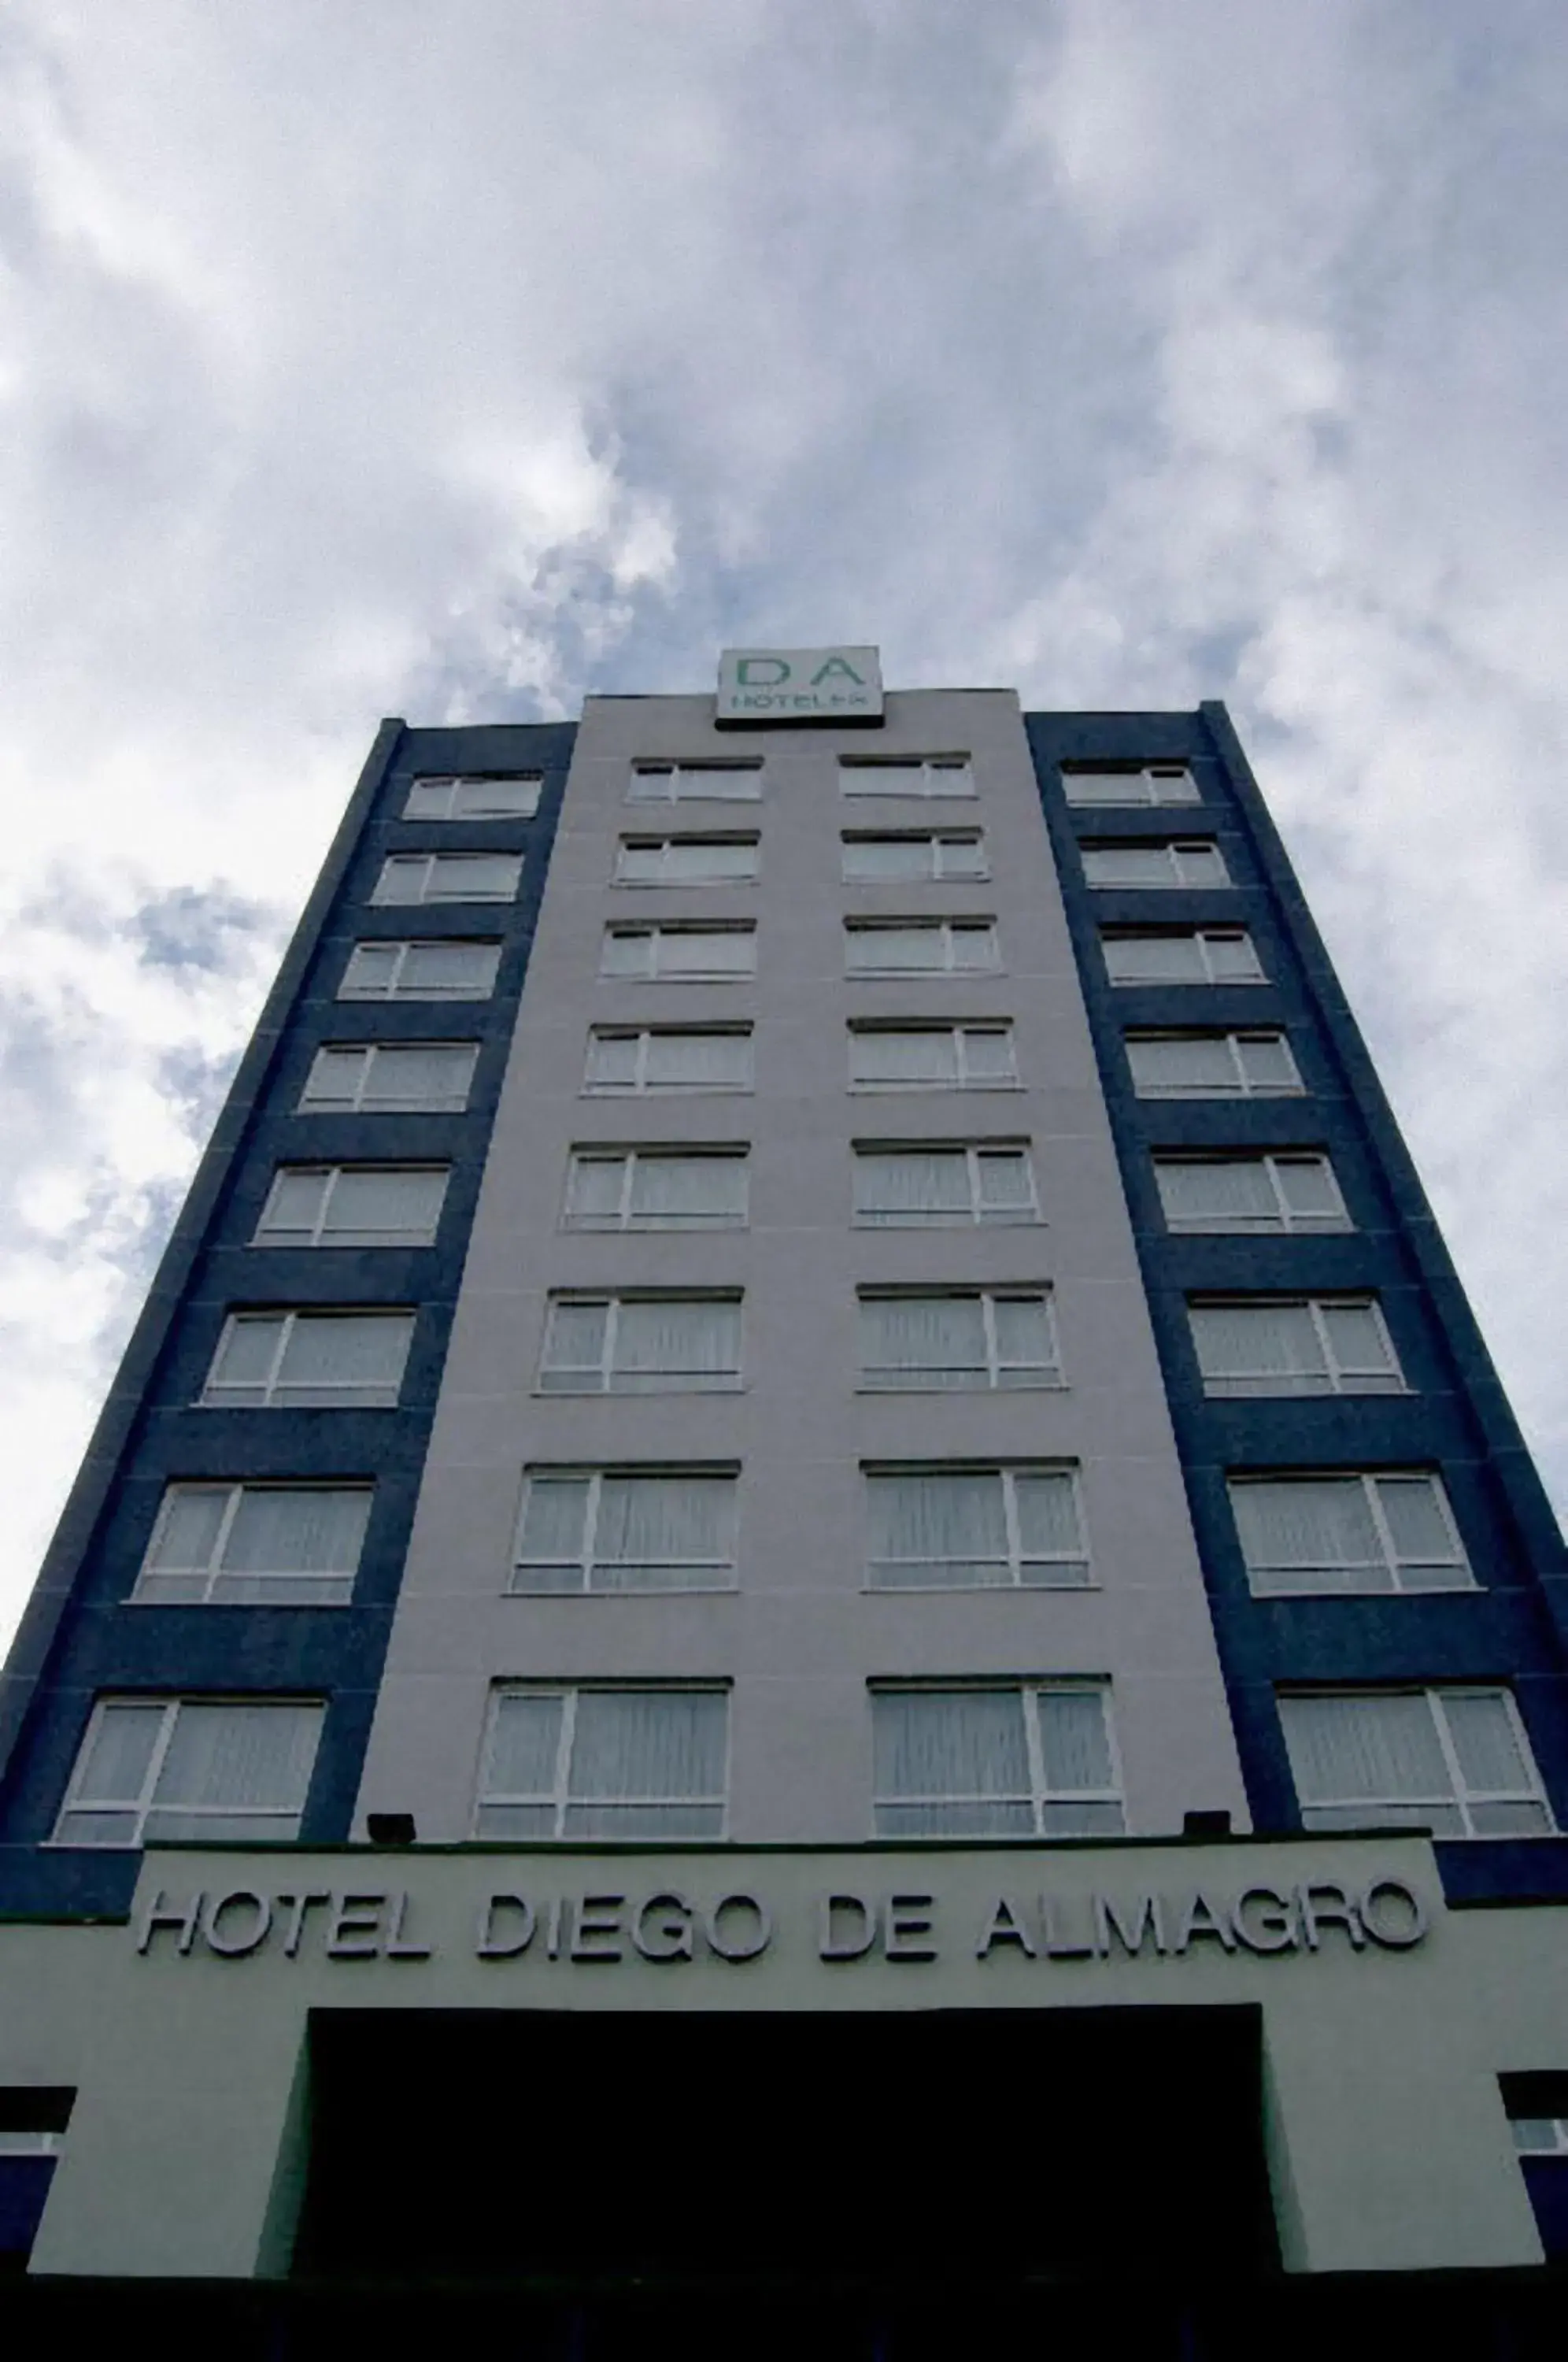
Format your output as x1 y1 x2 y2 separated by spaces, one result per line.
1 0 1566 1649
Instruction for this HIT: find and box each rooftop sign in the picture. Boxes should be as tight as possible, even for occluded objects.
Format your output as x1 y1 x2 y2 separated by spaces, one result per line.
717 645 883 726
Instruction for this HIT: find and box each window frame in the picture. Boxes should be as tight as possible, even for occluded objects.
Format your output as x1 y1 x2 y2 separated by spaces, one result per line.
252 1164 449 1249
508 1466 740 1595
561 1146 750 1232
132 1481 372 1606
841 831 989 883
852 1141 1041 1227
1101 927 1265 986
1228 1471 1474 1597
849 1023 1019 1092
844 917 1000 976
839 757 975 800
1152 1151 1351 1235
864 1464 1089 1590
613 834 761 887
871 1683 1125 1838
402 773 542 820
1080 839 1230 890
628 761 762 805
1125 1029 1303 1098
1061 763 1201 809
371 852 523 907
1279 1686 1555 1839
1511 2118 1568 2158
1189 1294 1406 1398
298 1041 479 1115
582 1025 754 1096
474 1684 730 1838
538 1293 744 1394
200 1309 416 1409
338 939 501 1003
50 1696 324 1849
857 1290 1063 1391
600 922 757 981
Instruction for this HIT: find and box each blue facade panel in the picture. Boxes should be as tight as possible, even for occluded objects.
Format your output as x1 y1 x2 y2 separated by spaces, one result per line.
0 721 575 1917
1024 705 1568 1903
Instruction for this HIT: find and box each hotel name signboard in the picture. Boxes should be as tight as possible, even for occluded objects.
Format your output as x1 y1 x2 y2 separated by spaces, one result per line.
716 645 883 725
133 1873 1428 1967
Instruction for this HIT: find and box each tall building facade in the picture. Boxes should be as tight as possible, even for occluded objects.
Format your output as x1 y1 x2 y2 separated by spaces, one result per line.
1 657 1565 2345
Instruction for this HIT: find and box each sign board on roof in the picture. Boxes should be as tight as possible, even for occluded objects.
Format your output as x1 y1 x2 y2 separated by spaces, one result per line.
717 646 883 725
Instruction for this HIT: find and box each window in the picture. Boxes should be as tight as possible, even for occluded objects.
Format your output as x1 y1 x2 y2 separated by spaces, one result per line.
850 1024 1017 1090
1126 1030 1301 1098
1102 928 1263 985
338 940 500 1002
872 1686 1123 1837
1189 1297 1404 1397
300 1042 479 1114
1278 1689 1553 1838
1081 840 1230 889
539 1295 741 1392
630 762 761 804
403 774 541 820
53 1698 323 1847
1229 1472 1473 1596
615 835 760 886
202 1311 414 1409
845 918 999 976
853 1143 1038 1226
510 1469 738 1594
372 853 522 905
135 1483 372 1605
1062 764 1200 808
840 758 974 799
475 1687 727 1837
584 1026 753 1094
563 1148 748 1231
601 924 756 980
841 832 987 883
1511 2118 1568 2158
865 1467 1088 1588
253 1165 448 1248
859 1292 1061 1390
1154 1153 1349 1234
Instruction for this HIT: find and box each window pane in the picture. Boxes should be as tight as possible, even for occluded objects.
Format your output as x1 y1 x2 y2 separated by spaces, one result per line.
569 1692 727 1802
595 1474 734 1585
321 1168 446 1242
223 1489 370 1578
975 1151 1034 1215
646 1031 751 1088
261 1172 331 1238
277 1314 412 1397
1231 1479 1385 1592
1440 1694 1532 1794
627 1154 746 1225
1236 1033 1298 1089
430 855 520 899
1204 931 1262 981
210 1316 283 1390
1083 847 1174 887
1191 1304 1325 1387
1320 1302 1398 1382
1035 1692 1114 1792
601 931 651 977
950 924 997 971
1104 935 1207 983
487 1694 564 1795
149 1487 231 1575
1128 1036 1237 1093
301 1048 369 1109
613 1300 740 1381
658 928 754 976
543 1301 608 1374
364 1046 476 1110
962 1029 1017 1083
1274 1157 1343 1220
847 925 945 972
855 1150 968 1220
992 1296 1052 1372
852 1031 958 1087
867 1471 1008 1573
585 1033 640 1089
341 945 400 994
565 1156 627 1224
399 942 499 995
1014 1472 1083 1558
1281 1694 1448 1809
1156 1161 1278 1229
860 1296 986 1383
372 858 427 903
842 837 927 880
1376 1477 1462 1574
875 1692 1030 1800
73 1703 165 1801
516 1475 591 1565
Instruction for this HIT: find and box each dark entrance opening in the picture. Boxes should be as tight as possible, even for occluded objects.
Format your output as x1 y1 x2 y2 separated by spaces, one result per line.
293 2005 1277 2291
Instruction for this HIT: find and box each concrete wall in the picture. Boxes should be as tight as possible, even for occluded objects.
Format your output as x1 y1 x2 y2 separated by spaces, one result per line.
353 691 1248 1843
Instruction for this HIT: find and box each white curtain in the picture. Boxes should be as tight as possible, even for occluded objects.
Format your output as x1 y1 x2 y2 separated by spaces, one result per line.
860 1297 986 1383
1156 1160 1279 1228
1440 1694 1530 1794
872 1692 1031 1835
843 837 927 880
372 857 427 903
1104 934 1207 983
645 1030 751 1088
584 1032 640 1088
1273 1157 1341 1222
261 1171 331 1238
1013 1472 1083 1561
365 1044 475 1109
324 1168 446 1241
223 1488 371 1580
842 762 934 797
515 1475 591 1578
601 930 653 977
1233 1033 1297 1090
1085 848 1169 887
1190 1303 1324 1386
656 927 755 976
1063 769 1140 805
867 1471 1008 1582
855 1150 968 1221
565 1156 627 1223
613 1298 740 1382
628 1153 747 1224
1279 1694 1454 1828
847 924 945 973
211 1315 287 1390
278 1313 413 1399
429 854 520 900
1126 1035 1237 1094
949 924 997 971
75 1702 165 1802
852 1031 958 1087
1230 1479 1383 1591
542 1301 609 1383
594 1475 734 1586
451 775 536 817
1176 845 1228 886
565 1691 727 1835
1204 931 1262 980
486 1693 565 1799
974 1151 1034 1216
149 1486 231 1575
401 941 498 995
960 1027 1017 1083
147 1702 322 1838
303 1047 370 1108
664 839 756 882
1320 1303 1396 1381
1376 1477 1463 1579
1034 1691 1114 1793
993 1297 1053 1376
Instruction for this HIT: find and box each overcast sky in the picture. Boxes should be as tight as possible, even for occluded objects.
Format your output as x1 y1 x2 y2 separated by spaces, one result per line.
2 0 1566 1646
